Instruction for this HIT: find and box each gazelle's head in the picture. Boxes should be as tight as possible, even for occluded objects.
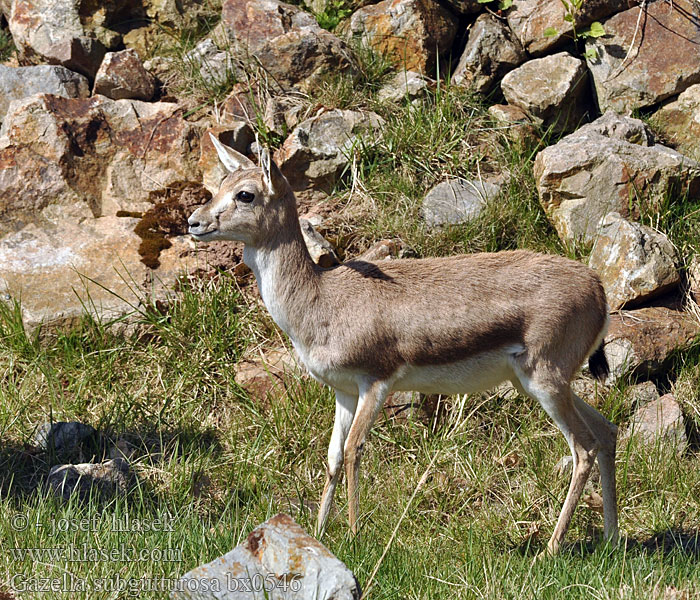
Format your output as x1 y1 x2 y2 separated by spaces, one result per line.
188 134 291 245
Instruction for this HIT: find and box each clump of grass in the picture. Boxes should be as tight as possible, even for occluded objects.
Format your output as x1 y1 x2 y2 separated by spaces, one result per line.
0 28 15 63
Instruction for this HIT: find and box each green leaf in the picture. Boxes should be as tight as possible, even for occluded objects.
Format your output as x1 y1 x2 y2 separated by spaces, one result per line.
584 48 598 60
563 14 573 22
586 21 606 37
477 0 493 4
543 27 559 38
499 0 513 9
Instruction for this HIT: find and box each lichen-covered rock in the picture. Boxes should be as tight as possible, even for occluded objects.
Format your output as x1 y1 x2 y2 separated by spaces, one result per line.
222 0 354 91
183 38 239 89
501 52 591 133
421 178 501 228
0 65 89 123
274 109 384 195
649 84 700 161
172 513 361 599
344 0 458 75
453 14 525 95
586 0 700 114
94 48 156 101
534 112 700 244
588 213 680 310
605 306 700 380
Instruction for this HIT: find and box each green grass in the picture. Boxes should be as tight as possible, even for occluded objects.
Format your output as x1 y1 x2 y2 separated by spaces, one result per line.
2 272 700 599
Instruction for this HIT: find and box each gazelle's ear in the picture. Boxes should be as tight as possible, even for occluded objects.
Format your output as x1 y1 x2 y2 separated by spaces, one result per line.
259 147 287 197
210 133 255 172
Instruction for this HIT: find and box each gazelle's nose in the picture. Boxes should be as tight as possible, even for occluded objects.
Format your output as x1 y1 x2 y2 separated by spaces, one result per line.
188 214 201 230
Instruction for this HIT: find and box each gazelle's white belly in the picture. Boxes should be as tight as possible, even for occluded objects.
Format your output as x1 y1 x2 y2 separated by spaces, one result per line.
391 349 517 395
293 342 523 397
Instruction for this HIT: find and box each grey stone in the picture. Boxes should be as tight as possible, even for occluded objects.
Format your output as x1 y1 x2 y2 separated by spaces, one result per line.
93 48 156 101
377 71 431 103
0 65 89 123
625 381 660 408
622 393 687 454
586 0 700 114
274 109 384 195
649 84 700 162
31 421 98 455
48 458 132 501
422 178 501 228
501 52 591 133
171 513 360 599
183 38 238 89
588 213 680 310
453 14 525 95
534 112 700 244
264 96 308 137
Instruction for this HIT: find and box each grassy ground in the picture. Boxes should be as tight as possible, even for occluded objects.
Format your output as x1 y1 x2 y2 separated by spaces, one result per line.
2 17 700 600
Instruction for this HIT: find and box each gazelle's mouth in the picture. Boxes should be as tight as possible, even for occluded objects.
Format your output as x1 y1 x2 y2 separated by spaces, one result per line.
189 226 218 240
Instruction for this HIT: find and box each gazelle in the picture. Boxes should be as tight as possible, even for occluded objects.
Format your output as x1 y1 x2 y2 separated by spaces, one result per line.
188 135 619 555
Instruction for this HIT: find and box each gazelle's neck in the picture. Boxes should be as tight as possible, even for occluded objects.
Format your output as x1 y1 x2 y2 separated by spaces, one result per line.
243 217 320 345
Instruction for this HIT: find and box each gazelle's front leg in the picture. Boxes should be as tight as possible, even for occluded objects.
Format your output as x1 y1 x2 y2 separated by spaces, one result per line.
317 390 357 536
344 379 391 534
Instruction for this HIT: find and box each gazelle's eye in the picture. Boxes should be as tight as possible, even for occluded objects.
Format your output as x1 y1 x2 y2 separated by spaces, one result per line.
236 190 255 203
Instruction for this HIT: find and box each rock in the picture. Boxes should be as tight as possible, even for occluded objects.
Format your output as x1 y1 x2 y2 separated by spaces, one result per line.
221 0 354 91
299 218 340 267
588 213 680 310
507 0 625 56
625 381 660 408
0 94 207 330
453 14 526 95
199 124 255 195
9 0 111 78
690 255 700 303
48 458 132 501
441 0 481 15
171 513 361 600
605 306 700 380
649 84 700 161
234 347 302 403
274 109 384 195
586 0 700 114
93 48 156 101
0 65 89 123
356 239 400 261
501 52 591 134
183 38 238 89
377 70 432 103
264 95 308 137
421 178 501 228
31 422 99 459
344 0 458 75
534 112 700 244
487 103 537 147
220 82 260 124
622 393 687 454
0 94 203 231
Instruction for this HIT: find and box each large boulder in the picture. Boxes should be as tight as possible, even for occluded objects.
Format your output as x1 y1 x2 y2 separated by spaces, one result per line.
93 48 156 101
221 0 354 91
0 94 208 331
586 0 700 114
0 65 90 123
172 513 361 599
501 52 591 134
534 112 700 244
649 84 700 161
588 213 680 310
274 109 384 195
453 13 526 95
507 0 625 56
344 0 458 75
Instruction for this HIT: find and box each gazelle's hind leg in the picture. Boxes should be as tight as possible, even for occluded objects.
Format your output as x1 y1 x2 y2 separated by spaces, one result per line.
513 372 600 555
571 393 619 543
317 391 357 536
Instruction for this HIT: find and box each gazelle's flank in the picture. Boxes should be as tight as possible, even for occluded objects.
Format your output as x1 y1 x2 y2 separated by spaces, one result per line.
189 135 619 555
